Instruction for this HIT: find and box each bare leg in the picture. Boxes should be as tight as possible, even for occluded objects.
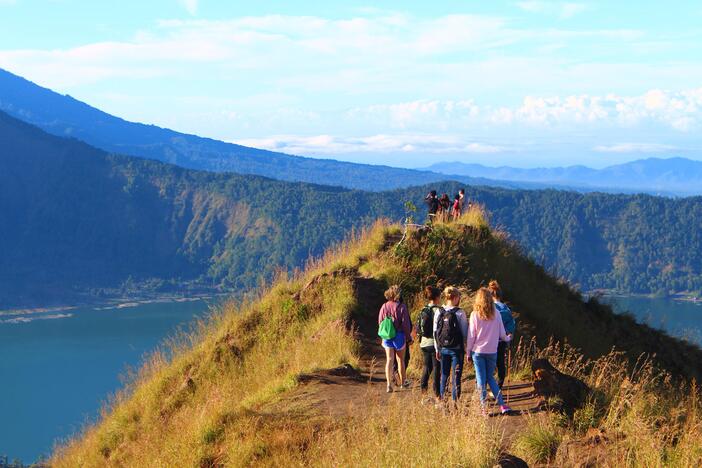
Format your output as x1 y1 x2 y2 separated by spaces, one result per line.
385 347 396 390
395 347 407 386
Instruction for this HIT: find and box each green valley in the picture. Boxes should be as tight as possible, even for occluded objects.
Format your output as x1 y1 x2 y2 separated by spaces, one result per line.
1 110 701 307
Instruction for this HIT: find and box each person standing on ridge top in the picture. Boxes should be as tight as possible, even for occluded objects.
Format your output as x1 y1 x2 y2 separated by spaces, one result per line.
439 193 451 222
424 190 439 223
452 194 461 221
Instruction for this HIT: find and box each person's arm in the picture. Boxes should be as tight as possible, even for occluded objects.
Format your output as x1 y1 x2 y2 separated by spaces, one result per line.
433 308 441 356
457 310 469 349
401 304 412 337
465 312 476 354
378 303 386 325
499 316 510 342
505 305 516 335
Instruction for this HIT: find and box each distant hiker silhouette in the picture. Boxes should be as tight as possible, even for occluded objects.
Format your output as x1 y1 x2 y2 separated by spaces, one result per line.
439 193 451 222
424 190 439 223
452 194 461 221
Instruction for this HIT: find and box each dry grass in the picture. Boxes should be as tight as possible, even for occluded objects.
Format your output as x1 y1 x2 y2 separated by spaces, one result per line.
508 339 702 467
513 415 562 465
53 275 360 466
303 397 501 468
52 212 702 467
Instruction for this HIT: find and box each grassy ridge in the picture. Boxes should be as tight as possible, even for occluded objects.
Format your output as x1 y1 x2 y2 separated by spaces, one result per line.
53 211 702 466
510 339 702 466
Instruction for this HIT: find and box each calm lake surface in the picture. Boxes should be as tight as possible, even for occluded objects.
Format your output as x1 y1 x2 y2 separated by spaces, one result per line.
0 299 213 463
603 295 702 345
2 295 700 462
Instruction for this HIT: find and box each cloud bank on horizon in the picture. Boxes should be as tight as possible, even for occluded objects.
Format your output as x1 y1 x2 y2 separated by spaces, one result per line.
0 0 701 167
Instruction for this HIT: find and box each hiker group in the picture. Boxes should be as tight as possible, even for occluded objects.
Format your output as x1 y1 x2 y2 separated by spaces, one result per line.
377 281 516 415
424 188 471 223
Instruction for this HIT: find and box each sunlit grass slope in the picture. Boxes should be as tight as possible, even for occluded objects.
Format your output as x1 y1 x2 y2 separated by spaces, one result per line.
53 208 702 467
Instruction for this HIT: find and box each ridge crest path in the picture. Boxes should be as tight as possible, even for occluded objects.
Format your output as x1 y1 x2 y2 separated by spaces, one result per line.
270 274 544 463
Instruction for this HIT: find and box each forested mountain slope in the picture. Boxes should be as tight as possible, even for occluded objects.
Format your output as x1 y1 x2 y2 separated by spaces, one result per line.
0 110 399 305
1 110 701 307
470 187 702 293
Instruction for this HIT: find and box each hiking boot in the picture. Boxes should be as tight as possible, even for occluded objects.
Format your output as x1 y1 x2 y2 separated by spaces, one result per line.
500 405 512 414
401 380 411 389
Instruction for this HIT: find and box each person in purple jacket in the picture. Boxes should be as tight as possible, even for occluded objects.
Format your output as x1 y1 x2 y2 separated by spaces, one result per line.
378 285 412 393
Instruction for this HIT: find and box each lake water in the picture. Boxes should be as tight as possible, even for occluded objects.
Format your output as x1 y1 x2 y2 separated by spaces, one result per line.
0 299 214 463
2 294 700 463
603 295 702 345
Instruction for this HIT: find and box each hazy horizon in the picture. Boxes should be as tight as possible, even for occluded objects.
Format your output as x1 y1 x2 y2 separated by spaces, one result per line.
2 0 701 168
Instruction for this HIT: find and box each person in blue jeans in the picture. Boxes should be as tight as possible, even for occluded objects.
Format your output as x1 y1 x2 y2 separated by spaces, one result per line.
434 286 468 402
467 288 512 414
488 280 516 388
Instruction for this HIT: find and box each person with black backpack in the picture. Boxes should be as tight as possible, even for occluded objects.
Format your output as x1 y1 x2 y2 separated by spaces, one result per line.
416 286 443 398
434 286 468 402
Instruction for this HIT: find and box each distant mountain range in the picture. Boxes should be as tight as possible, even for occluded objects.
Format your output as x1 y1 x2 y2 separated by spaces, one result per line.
2 109 701 306
0 68 532 192
2 68 697 196
425 158 702 196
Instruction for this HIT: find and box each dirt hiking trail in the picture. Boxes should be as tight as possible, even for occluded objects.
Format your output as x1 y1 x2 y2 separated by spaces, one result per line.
273 275 545 466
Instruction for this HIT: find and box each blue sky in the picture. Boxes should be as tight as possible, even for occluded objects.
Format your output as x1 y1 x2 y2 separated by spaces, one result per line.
1 0 701 168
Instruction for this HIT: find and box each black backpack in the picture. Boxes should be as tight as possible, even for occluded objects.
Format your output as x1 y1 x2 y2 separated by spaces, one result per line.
436 308 463 349
417 305 439 339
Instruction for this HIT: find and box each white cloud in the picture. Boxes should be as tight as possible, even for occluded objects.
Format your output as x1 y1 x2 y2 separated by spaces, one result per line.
347 100 480 130
1 9 701 161
560 3 587 19
0 12 660 91
346 88 702 132
516 2 587 19
233 134 507 155
179 0 198 15
593 143 677 153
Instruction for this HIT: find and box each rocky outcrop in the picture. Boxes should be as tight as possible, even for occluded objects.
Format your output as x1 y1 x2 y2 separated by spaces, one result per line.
532 358 589 414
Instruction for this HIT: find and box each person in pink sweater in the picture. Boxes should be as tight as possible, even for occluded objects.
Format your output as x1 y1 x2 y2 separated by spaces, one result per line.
467 287 512 414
